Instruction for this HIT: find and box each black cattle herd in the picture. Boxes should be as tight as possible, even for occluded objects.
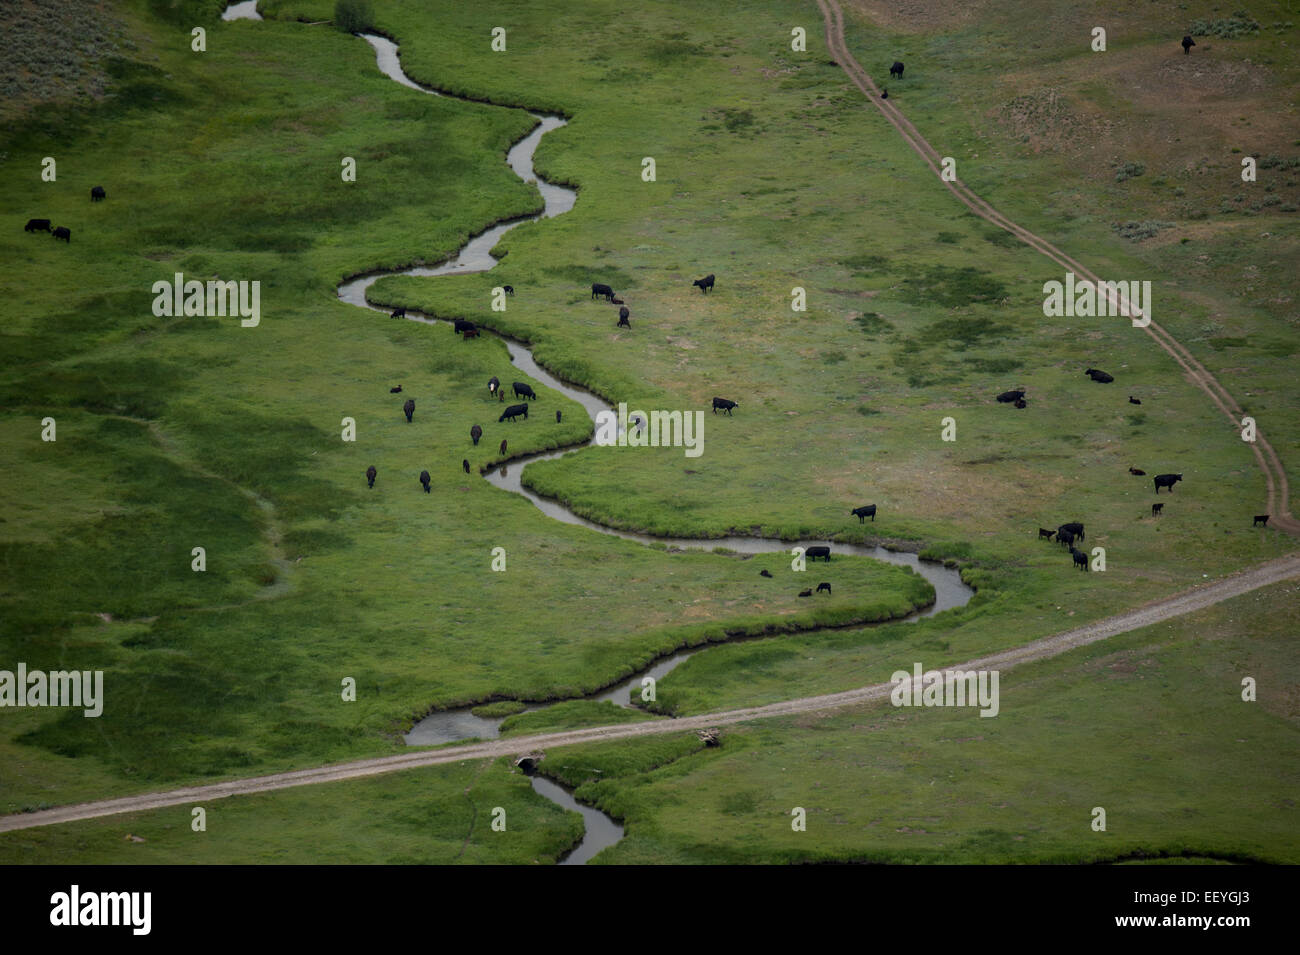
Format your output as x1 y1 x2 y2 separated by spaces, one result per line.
370 275 743 498
1012 364 1265 571
347 258 1270 590
23 186 107 243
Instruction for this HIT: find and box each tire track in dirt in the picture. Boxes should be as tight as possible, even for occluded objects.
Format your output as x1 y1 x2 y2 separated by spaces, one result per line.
3 553 1297 834
815 0 1297 535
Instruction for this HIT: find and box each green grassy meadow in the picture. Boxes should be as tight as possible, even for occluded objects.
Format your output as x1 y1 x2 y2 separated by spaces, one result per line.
0 0 1295 863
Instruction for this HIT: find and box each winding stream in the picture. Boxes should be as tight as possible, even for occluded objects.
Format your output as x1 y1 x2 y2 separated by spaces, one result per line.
223 2 972 863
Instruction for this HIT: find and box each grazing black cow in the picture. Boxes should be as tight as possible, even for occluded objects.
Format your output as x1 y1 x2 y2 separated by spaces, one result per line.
692 274 715 294
1152 502 1164 517
591 283 615 301
1038 527 1055 540
1085 368 1114 383
816 582 832 594
1055 530 1075 549
503 285 514 296
890 61 904 78
1129 467 1146 476
470 425 482 445
610 297 624 305
1014 398 1028 409
880 88 889 99
463 459 471 474
1070 547 1089 571
453 319 477 334
712 397 737 415
759 569 773 578
1253 514 1269 527
390 385 402 393
1129 396 1141 405
798 589 813 597
391 307 405 319
556 410 562 423
1182 35 1195 54
420 470 431 493
618 306 630 328
463 329 480 340
1059 522 1085 541
1153 473 1183 493
500 439 507 456
24 218 51 233
91 186 106 201
996 389 1025 403
366 465 377 488
52 226 71 242
513 382 536 400
403 398 415 422
851 504 877 523
488 376 499 396
499 403 528 423
805 545 831 562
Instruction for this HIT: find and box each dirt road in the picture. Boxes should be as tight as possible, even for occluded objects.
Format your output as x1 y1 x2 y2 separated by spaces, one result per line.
816 0 1297 535
3 553 1296 834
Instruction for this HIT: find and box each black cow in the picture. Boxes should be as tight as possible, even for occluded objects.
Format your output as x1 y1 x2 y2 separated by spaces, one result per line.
798 589 813 597
1129 396 1141 405
52 226 71 242
556 410 562 423
503 285 514 296
500 439 507 456
712 397 737 415
391 307 405 319
91 186 106 201
692 274 715 294
1085 368 1114 383
890 61 904 78
1014 398 1028 409
592 283 615 301
760 569 773 578
1152 502 1164 517
1182 35 1195 54
419 470 431 493
1153 473 1183 494
805 545 831 562
618 306 630 328
880 88 889 99
1253 514 1269 527
453 319 476 334
366 465 377 488
488 376 499 396
24 218 51 233
390 385 402 393
1058 522 1085 541
513 382 536 400
470 424 482 445
851 505 877 523
1056 530 1075 549
1070 547 1089 571
403 398 415 422
499 403 528 423
1038 527 1055 540
996 389 1025 403
463 459 471 474
1129 467 1146 476
816 582 832 594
